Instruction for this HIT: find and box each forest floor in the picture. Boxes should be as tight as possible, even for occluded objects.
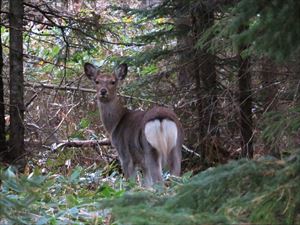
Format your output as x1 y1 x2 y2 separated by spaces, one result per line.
0 151 300 224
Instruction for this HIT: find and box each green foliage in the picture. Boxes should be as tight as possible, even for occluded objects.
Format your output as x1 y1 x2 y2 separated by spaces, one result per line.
0 165 126 224
70 118 92 139
261 107 300 152
3 1 300 224
200 0 300 61
103 154 300 224
110 1 181 68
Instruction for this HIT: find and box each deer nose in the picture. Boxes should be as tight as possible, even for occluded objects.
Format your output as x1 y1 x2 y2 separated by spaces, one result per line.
100 89 107 96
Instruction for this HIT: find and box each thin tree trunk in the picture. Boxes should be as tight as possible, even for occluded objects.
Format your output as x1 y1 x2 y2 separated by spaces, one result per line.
261 57 279 157
8 0 25 163
0 0 7 156
237 48 253 158
261 58 278 112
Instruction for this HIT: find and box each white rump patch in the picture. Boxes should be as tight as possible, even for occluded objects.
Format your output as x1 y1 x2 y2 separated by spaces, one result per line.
144 119 178 157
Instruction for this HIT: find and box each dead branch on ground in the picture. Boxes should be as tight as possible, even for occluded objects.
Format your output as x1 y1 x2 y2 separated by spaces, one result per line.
49 139 111 151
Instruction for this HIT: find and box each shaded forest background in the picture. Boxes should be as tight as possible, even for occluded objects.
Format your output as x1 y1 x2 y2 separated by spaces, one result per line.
0 0 300 224
1 0 300 170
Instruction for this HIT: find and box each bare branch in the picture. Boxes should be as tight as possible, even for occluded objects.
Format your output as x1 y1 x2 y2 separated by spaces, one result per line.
25 82 96 93
50 139 111 151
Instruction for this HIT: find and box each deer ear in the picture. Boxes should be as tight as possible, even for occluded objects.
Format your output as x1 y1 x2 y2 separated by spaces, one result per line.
84 63 97 80
115 63 128 80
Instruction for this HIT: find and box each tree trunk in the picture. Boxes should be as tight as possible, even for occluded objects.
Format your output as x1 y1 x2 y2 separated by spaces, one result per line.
191 2 220 163
0 0 7 157
8 0 25 164
237 48 253 158
174 1 200 156
175 1 221 165
193 2 218 133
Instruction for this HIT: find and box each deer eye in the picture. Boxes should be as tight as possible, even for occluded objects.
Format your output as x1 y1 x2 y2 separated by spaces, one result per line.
95 80 99 84
110 80 116 85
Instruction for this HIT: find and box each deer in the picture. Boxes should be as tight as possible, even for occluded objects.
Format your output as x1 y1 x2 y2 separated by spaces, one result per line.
84 62 183 186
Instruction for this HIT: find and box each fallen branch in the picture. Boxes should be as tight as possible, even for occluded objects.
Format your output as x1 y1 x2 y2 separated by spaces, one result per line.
25 82 96 93
50 139 111 151
49 139 201 159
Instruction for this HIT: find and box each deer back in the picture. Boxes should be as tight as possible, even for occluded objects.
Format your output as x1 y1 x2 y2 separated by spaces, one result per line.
111 109 146 166
111 106 183 168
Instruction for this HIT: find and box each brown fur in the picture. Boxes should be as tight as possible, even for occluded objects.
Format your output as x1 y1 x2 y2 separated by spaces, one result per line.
84 63 183 186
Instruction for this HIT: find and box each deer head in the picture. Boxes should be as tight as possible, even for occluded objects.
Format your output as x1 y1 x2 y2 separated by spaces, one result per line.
84 63 128 103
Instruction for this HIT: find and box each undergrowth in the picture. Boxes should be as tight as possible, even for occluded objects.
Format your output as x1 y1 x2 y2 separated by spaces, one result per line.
104 154 300 225
0 165 127 224
1 153 300 224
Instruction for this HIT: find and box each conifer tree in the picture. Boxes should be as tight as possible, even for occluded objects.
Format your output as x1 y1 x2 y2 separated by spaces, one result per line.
8 0 25 164
0 0 6 156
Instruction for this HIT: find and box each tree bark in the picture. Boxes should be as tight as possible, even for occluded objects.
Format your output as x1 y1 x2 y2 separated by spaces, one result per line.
192 2 218 135
191 2 219 162
0 0 7 157
8 0 25 163
174 1 200 156
237 48 253 158
175 1 221 164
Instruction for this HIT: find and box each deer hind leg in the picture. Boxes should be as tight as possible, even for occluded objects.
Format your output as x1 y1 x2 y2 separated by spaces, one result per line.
167 147 182 176
120 156 136 180
142 148 163 187
141 165 152 187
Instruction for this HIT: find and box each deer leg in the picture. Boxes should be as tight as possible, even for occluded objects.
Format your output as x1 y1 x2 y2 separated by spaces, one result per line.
167 147 181 176
120 156 136 180
143 148 163 186
142 165 152 187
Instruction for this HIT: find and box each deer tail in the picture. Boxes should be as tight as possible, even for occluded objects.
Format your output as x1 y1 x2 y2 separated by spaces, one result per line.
144 119 178 163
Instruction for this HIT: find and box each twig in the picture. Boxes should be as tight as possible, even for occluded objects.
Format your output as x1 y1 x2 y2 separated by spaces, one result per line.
43 102 79 144
25 82 170 106
182 144 201 158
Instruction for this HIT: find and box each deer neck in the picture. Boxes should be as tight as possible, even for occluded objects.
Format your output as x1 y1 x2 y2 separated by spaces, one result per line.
98 97 127 135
